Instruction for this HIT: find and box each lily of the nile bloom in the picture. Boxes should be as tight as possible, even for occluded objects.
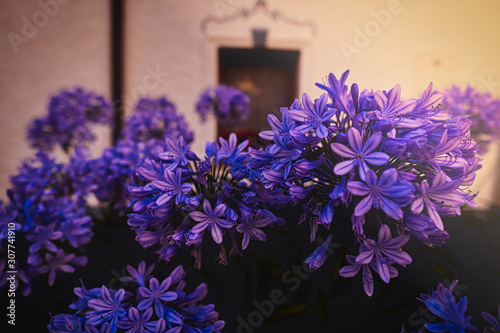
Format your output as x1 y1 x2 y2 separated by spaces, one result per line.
443 85 500 154
316 70 352 115
259 107 298 141
482 306 500 333
37 249 85 287
137 277 177 318
403 211 450 247
128 132 285 267
330 127 389 181
59 214 93 249
69 281 103 311
418 281 478 333
151 168 192 206
373 84 420 128
190 200 233 244
411 172 465 230
252 70 481 295
27 87 113 153
289 93 334 138
236 210 273 250
305 235 333 269
196 85 250 125
85 286 127 329
121 96 194 157
158 136 198 170
115 307 156 332
216 133 249 165
26 224 62 253
49 262 224 332
431 128 469 171
408 83 444 118
355 225 411 284
339 247 398 297
119 261 156 288
347 169 414 220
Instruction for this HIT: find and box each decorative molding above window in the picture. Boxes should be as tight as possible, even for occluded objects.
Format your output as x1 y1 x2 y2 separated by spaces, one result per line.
200 0 318 42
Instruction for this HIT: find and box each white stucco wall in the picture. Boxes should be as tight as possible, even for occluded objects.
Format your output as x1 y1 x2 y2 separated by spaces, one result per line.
1 0 499 205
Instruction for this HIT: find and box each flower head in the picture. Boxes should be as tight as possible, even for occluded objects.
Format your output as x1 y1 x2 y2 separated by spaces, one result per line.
347 169 414 220
418 281 478 333
251 69 480 295
48 263 225 333
28 87 113 153
190 200 233 244
196 85 250 125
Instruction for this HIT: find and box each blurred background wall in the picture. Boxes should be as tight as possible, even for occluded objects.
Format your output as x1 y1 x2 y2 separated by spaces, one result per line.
1 0 500 206
0 0 111 198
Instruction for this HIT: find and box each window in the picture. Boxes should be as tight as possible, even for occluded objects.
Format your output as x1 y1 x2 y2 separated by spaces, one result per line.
218 47 300 144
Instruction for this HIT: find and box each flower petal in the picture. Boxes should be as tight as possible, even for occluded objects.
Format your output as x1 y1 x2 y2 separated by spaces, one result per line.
330 142 356 158
211 224 223 244
362 132 382 154
365 152 389 166
354 193 374 216
334 160 355 175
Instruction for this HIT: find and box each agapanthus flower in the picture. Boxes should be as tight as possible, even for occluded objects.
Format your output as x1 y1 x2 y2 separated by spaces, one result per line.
122 96 193 158
236 210 273 250
37 249 79 287
338 250 398 297
289 93 334 138
417 280 478 333
305 234 333 269
250 70 481 295
482 306 500 333
87 142 141 213
87 97 193 213
1 152 93 295
128 133 285 268
137 277 177 317
443 85 500 154
47 262 225 333
348 169 414 220
27 87 113 153
196 85 250 125
331 128 389 180
119 261 155 288
190 200 233 244
401 280 500 333
85 286 127 329
353 225 411 284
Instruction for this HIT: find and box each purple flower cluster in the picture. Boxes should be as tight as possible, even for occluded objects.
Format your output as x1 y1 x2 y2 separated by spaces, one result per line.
249 70 481 295
87 97 193 212
47 261 225 333
28 87 113 153
128 133 286 268
196 85 250 125
122 97 194 158
402 280 500 333
0 152 93 295
417 280 478 333
442 86 500 155
88 142 142 212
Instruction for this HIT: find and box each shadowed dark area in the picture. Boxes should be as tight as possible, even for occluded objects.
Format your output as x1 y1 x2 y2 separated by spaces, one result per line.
2 206 499 332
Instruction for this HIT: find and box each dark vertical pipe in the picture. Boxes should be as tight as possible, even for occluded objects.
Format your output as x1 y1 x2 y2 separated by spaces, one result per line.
111 0 124 144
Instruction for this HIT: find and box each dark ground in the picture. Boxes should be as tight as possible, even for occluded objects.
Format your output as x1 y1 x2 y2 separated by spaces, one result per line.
2 205 500 333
